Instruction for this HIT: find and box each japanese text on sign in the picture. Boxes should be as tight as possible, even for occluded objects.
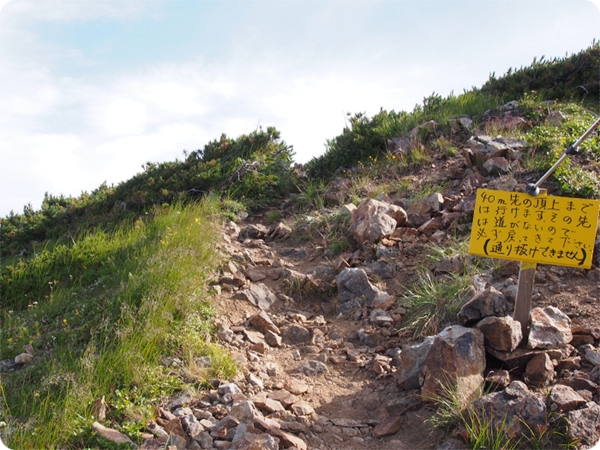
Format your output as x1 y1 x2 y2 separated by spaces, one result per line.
468 189 600 268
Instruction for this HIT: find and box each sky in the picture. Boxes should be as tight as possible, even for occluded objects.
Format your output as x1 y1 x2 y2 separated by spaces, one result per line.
0 0 598 217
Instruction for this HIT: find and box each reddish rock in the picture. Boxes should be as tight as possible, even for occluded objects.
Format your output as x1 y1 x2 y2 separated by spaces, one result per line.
249 310 280 335
372 416 402 437
263 398 285 413
556 356 581 372
485 369 511 391
525 352 555 386
570 334 595 347
291 400 315 416
284 378 309 395
244 267 267 282
476 315 522 352
264 330 282 347
457 286 510 326
271 429 308 449
549 385 587 413
567 401 600 447
421 326 485 404
267 390 296 408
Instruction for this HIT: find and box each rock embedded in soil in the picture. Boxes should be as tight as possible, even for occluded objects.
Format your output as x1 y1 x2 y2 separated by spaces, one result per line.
298 359 328 376
282 324 311 344
235 283 278 311
372 416 402 437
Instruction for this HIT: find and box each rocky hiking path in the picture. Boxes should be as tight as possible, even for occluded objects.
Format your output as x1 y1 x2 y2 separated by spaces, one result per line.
206 217 446 450
91 105 600 449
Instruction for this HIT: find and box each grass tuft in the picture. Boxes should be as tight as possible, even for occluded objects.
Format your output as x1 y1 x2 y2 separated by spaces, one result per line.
400 272 473 338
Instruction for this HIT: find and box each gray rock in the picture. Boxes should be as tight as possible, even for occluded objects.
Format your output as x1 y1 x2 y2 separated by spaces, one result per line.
527 306 572 349
230 400 261 424
457 286 510 326
218 382 242 396
236 283 278 311
336 268 388 316
369 309 394 326
395 336 434 390
366 260 396 279
471 381 547 441
298 360 328 376
181 414 204 439
230 424 279 450
282 324 311 345
194 431 213 449
349 198 407 244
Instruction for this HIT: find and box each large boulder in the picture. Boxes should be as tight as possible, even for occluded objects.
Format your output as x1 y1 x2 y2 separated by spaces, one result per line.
420 326 485 403
349 198 407 244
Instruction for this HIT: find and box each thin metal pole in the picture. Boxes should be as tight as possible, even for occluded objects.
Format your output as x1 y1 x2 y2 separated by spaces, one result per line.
526 116 600 196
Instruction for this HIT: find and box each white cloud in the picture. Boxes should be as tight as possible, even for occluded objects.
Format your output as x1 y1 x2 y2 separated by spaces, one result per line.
97 98 148 136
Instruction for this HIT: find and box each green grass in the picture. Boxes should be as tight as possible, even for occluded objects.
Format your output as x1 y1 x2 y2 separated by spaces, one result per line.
0 199 237 449
400 272 473 338
522 103 600 197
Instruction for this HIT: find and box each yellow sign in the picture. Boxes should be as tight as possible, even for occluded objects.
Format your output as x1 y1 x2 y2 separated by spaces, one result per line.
469 189 599 268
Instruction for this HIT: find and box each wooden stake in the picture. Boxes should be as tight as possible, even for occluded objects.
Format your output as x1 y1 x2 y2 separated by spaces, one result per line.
513 261 537 338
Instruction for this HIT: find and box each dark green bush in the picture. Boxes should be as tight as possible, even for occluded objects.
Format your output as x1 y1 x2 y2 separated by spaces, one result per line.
480 42 599 106
0 127 293 257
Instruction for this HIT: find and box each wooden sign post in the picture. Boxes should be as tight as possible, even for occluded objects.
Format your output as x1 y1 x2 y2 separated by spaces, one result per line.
468 188 600 335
